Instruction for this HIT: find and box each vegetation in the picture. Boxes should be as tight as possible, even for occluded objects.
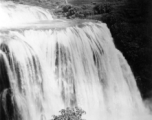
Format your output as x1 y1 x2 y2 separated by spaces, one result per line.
100 0 152 98
51 107 86 120
54 4 95 19
54 2 115 19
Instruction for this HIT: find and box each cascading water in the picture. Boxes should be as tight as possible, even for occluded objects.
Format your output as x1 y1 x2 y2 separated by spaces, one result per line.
0 1 152 120
0 1 54 28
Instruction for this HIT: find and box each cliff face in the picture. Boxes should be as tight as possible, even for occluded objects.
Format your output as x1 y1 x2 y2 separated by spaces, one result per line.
102 0 152 98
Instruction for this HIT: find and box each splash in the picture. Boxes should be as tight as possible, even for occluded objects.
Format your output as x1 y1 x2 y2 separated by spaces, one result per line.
0 1 152 120
0 1 54 28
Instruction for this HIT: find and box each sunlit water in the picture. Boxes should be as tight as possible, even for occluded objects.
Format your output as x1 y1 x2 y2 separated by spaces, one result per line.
0 1 152 120
0 1 53 28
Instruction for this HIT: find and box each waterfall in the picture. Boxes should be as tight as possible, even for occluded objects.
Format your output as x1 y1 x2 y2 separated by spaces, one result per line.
0 1 152 120
0 1 54 28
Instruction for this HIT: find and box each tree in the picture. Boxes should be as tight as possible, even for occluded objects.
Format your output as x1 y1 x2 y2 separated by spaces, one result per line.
51 107 86 120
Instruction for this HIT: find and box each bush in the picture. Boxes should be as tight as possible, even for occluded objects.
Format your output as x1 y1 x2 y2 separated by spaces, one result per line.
62 5 72 12
51 107 86 120
93 3 113 14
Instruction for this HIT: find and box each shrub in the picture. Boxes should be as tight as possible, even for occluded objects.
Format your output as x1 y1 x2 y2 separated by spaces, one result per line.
62 5 72 12
93 3 113 14
51 107 86 120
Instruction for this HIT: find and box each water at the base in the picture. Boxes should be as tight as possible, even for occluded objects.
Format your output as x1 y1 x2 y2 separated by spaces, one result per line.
0 1 152 120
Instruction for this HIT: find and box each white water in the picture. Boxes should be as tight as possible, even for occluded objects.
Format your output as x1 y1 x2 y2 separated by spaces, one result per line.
0 1 152 120
0 1 53 28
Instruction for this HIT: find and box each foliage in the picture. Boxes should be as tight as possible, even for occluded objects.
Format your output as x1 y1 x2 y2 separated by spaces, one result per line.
93 3 113 14
54 3 96 19
51 107 86 120
54 2 115 19
100 1 152 98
